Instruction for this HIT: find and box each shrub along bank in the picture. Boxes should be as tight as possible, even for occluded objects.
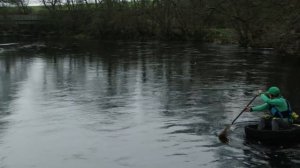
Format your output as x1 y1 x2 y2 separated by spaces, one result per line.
0 0 299 55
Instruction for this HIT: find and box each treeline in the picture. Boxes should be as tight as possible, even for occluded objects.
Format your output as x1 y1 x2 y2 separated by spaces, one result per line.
0 0 299 55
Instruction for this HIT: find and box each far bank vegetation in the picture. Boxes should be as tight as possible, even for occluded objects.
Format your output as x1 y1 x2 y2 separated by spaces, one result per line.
0 0 299 55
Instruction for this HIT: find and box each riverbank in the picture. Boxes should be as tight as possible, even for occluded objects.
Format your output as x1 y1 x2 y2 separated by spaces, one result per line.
0 0 299 56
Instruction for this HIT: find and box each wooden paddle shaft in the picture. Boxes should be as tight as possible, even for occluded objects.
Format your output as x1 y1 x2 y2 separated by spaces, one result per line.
231 95 258 125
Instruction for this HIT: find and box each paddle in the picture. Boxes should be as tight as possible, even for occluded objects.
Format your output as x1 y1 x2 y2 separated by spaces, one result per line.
218 94 258 143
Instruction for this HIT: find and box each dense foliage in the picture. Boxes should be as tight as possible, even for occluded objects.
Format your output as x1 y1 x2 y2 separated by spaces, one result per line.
0 0 299 55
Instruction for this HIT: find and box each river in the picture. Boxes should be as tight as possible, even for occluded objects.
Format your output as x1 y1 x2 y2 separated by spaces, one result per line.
0 40 300 168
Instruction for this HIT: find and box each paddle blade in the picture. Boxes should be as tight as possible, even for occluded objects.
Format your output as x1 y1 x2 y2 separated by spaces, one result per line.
218 125 230 143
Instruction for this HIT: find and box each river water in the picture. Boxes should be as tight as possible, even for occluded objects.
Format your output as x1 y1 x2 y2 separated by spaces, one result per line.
0 41 300 168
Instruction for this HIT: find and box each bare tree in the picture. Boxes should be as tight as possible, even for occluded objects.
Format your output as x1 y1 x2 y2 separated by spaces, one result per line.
41 0 62 11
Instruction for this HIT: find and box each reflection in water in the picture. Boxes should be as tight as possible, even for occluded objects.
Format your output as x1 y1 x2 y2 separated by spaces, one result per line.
242 142 300 168
0 41 300 168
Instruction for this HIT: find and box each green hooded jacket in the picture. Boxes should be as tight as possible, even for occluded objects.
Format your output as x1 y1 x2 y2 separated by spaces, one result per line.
251 93 288 112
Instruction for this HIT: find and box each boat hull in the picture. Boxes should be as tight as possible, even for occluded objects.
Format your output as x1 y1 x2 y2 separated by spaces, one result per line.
245 124 300 143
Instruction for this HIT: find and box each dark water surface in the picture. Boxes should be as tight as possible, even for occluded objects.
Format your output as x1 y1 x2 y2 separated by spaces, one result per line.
1 41 300 168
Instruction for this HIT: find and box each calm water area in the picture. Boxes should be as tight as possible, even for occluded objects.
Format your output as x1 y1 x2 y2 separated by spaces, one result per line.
1 40 300 168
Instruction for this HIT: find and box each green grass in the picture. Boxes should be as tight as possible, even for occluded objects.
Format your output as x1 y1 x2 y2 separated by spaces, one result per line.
203 28 237 44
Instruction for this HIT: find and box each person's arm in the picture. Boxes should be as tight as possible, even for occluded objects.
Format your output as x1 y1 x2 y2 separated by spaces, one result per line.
251 103 269 112
260 94 282 106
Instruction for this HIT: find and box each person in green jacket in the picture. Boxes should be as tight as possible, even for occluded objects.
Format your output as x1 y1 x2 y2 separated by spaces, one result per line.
246 86 292 130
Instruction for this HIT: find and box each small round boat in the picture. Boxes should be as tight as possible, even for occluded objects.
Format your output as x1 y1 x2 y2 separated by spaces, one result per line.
245 124 300 144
